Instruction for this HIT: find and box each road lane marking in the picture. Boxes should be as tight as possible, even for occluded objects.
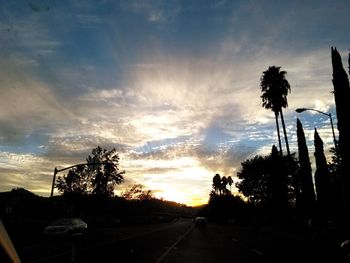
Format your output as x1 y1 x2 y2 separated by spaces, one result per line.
79 221 189 252
155 225 194 263
251 248 264 256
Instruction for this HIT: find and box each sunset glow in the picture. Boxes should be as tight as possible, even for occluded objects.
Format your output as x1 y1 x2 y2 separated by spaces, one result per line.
0 0 348 206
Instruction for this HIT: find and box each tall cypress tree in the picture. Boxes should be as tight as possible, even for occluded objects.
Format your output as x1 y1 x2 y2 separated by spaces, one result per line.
270 145 289 215
314 129 332 216
331 47 350 218
296 119 316 215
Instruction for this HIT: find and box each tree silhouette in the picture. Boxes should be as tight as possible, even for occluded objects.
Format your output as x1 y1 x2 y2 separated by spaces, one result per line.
206 190 246 223
314 129 332 216
270 145 289 214
57 146 125 198
329 143 342 178
331 47 350 218
122 184 154 200
236 145 294 213
328 145 343 216
56 165 88 196
221 176 228 194
236 154 270 205
227 176 233 193
296 118 316 216
260 66 291 155
88 146 125 197
212 174 222 195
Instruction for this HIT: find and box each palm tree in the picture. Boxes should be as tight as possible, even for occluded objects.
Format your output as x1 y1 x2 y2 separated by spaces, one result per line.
221 176 228 194
260 66 291 155
212 174 221 195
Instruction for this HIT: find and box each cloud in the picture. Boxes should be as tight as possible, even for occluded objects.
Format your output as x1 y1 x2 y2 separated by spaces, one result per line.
75 14 103 27
0 43 340 200
0 151 54 193
0 4 61 57
148 10 164 22
0 69 87 148
0 0 348 205
123 0 181 24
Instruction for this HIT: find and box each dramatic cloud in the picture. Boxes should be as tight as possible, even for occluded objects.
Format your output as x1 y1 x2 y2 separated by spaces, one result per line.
0 0 348 205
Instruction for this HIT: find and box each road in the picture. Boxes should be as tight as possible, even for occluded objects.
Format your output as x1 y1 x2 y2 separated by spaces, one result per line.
16 219 192 263
13 219 341 263
163 223 339 263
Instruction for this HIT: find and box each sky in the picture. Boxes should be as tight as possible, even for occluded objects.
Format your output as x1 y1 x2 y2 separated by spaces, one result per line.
0 0 349 206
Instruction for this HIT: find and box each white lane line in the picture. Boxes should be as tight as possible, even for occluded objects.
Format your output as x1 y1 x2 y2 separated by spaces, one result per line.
155 225 194 263
22 244 43 250
251 248 264 256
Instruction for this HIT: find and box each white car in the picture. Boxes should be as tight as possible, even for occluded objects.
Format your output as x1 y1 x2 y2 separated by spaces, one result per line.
43 218 87 237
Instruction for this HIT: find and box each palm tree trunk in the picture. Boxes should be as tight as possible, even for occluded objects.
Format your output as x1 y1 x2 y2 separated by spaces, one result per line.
280 110 291 156
275 111 283 154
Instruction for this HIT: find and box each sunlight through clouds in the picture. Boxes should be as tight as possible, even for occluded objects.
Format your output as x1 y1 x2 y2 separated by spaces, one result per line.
120 155 214 205
0 0 349 205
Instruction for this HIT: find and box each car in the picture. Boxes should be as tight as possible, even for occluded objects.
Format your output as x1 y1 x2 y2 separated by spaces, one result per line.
42 218 87 237
193 217 207 228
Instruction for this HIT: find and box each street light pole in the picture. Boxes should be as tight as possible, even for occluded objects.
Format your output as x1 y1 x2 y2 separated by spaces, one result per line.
50 162 108 197
296 108 350 225
328 113 337 148
50 168 58 198
295 107 337 149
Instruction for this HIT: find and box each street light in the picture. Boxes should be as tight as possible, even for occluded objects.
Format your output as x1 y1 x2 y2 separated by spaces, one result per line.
50 164 86 197
295 107 337 149
50 161 105 197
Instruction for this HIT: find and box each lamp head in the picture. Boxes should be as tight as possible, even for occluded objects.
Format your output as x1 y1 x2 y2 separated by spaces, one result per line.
295 108 306 113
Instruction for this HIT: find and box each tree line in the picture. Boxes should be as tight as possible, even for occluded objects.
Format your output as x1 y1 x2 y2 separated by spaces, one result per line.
55 48 350 232
233 48 350 230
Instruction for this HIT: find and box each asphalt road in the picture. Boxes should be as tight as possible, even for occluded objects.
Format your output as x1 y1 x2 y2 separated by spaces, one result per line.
163 223 339 263
16 218 193 263
11 219 342 263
